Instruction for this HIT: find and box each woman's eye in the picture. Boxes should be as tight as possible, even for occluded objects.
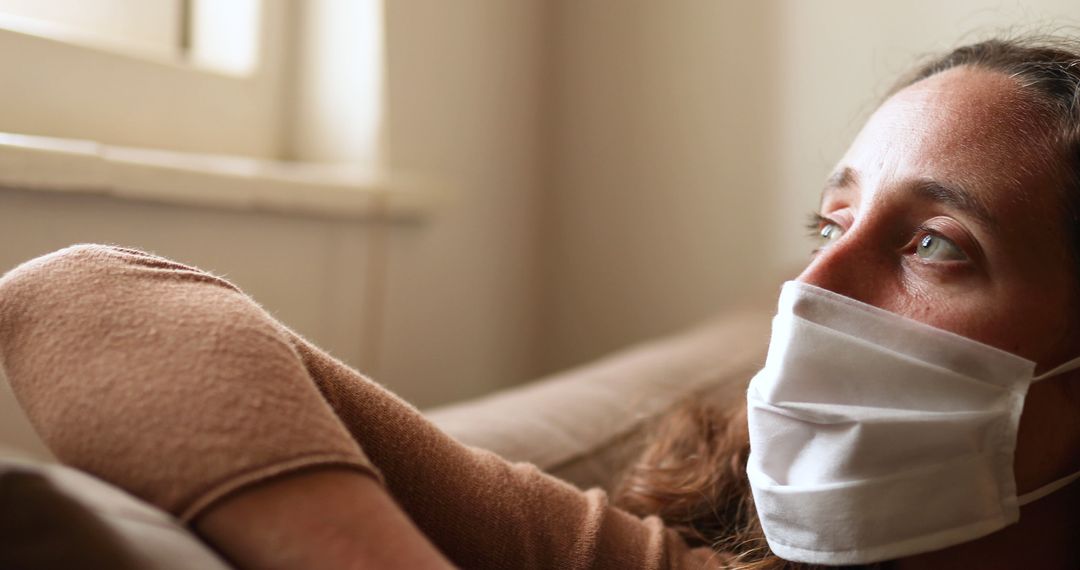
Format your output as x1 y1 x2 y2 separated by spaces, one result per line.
805 212 848 254
819 222 844 244
915 233 967 262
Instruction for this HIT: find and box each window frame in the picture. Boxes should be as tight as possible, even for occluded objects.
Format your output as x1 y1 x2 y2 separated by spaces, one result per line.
0 0 288 158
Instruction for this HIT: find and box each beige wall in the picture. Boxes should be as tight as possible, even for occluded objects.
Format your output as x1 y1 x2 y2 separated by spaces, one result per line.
542 1 785 372
377 0 547 407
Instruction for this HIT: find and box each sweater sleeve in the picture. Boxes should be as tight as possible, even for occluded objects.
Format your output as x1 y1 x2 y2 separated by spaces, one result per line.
0 244 728 569
293 333 728 569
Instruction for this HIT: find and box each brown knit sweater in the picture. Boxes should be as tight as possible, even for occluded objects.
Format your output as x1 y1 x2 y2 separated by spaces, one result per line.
0 244 725 569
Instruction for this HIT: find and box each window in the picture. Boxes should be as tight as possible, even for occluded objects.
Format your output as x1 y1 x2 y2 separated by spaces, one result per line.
0 0 185 59
0 0 385 167
0 0 281 157
0 0 260 74
0 0 402 218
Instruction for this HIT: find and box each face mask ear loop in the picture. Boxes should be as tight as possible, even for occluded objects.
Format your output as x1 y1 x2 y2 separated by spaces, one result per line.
1032 354 1080 383
1017 470 1080 506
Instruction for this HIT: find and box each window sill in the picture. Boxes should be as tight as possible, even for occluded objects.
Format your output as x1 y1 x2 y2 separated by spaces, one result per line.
0 133 434 221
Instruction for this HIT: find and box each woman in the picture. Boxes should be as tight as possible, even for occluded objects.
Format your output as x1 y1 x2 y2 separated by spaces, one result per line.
1 37 1078 569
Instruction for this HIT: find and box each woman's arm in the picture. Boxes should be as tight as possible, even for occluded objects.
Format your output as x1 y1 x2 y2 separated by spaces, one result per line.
196 469 453 570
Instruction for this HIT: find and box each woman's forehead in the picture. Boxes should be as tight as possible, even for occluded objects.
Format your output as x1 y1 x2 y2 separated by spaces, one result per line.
834 66 1060 215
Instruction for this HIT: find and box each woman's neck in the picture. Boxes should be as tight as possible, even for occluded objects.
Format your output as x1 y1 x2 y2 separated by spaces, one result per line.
893 482 1079 570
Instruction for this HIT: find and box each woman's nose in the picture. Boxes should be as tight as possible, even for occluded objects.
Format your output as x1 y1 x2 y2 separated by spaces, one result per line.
795 230 882 306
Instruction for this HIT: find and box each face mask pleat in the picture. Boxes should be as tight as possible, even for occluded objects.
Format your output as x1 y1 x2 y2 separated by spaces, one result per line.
780 283 1036 383
748 398 1005 425
756 314 1019 411
748 398 1002 485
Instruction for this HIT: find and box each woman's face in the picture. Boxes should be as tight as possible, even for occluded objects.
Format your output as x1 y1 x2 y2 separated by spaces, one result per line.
798 65 1078 368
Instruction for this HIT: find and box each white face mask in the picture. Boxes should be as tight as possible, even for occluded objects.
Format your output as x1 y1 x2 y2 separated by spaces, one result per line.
745 281 1080 565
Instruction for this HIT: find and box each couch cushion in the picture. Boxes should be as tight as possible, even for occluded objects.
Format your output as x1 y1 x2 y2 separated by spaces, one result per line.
0 451 232 570
428 309 771 490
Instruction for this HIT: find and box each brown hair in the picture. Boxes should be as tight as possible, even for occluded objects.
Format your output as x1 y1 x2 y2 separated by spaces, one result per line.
612 36 1080 569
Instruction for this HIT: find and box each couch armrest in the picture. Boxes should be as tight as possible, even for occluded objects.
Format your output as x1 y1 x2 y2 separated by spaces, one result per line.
427 310 771 491
0 450 233 570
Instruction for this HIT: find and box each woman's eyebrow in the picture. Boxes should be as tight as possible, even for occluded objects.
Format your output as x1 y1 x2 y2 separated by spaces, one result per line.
821 167 999 231
819 167 860 206
910 178 1000 231
823 167 858 192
